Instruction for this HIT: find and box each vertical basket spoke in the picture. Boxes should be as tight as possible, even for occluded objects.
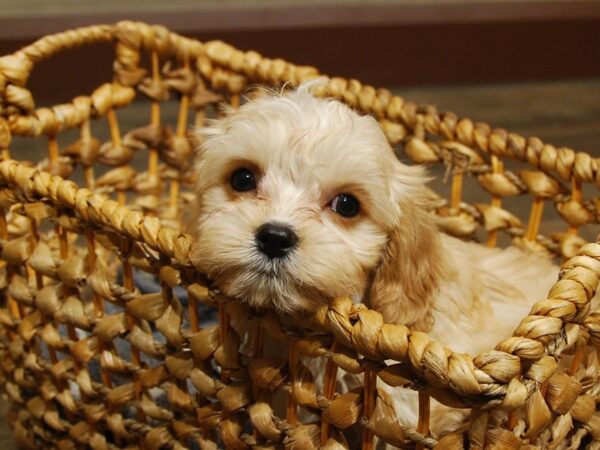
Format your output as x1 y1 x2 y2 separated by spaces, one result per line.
362 368 377 450
450 171 463 210
486 155 504 248
148 51 161 180
81 119 96 189
416 391 431 450
525 197 544 241
287 340 299 426
568 177 582 236
321 340 340 445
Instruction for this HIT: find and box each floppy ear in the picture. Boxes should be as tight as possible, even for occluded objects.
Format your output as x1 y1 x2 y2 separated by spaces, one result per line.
368 166 447 331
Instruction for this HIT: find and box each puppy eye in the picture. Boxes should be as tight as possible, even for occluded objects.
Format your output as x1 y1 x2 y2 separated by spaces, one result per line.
230 168 256 192
331 194 360 218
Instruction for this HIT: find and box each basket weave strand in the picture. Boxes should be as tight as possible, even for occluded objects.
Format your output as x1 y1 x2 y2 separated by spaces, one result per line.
0 21 598 449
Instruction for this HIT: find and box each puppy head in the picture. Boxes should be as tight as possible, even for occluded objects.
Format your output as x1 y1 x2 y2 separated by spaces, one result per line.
191 85 444 328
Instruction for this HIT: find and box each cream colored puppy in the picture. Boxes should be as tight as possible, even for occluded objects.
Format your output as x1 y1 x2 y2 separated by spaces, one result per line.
191 84 558 433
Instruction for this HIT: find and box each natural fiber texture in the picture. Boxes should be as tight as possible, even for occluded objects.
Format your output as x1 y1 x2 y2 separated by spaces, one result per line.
0 21 598 449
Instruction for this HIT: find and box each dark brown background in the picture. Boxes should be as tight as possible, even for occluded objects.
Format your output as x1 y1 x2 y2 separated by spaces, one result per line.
1 0 600 102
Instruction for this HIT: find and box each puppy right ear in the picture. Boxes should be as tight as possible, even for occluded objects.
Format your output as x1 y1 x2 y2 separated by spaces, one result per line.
368 165 447 331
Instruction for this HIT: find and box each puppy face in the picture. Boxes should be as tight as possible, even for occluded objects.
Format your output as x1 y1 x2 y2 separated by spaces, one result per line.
191 87 436 319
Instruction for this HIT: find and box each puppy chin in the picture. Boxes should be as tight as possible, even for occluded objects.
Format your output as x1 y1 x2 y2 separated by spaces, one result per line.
206 262 323 314
194 237 366 314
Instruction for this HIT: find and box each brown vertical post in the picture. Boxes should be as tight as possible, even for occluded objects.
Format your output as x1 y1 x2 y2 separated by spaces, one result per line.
568 177 582 236
486 156 503 247
218 301 231 382
148 51 161 179
230 93 240 109
362 369 377 450
320 341 340 445
171 59 191 215
525 197 544 241
451 171 463 210
287 341 299 426
416 391 431 450
81 120 96 189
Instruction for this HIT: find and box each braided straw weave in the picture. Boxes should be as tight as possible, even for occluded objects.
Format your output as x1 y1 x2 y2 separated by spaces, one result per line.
0 21 599 450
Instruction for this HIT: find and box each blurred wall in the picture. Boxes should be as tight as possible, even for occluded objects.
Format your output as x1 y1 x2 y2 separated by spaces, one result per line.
0 1 599 102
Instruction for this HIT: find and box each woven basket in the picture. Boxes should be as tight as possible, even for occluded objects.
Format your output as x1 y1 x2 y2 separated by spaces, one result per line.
0 21 599 450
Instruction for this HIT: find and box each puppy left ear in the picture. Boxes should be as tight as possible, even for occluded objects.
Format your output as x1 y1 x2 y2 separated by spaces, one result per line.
367 164 447 331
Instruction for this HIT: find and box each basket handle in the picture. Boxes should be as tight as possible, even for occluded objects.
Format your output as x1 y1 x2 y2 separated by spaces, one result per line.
0 22 204 114
0 21 209 142
0 24 115 97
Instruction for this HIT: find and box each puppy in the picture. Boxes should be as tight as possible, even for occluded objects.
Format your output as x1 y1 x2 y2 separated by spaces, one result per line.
190 83 559 436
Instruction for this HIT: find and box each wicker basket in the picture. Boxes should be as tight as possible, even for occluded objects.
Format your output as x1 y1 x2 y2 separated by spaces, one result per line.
0 21 599 450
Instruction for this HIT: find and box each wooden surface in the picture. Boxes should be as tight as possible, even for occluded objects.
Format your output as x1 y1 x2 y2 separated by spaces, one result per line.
1 78 600 447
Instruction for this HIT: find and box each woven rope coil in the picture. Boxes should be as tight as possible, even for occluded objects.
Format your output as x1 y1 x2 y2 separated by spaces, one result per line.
0 21 598 449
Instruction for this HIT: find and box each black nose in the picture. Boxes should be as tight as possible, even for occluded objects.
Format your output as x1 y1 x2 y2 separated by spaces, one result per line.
255 223 298 259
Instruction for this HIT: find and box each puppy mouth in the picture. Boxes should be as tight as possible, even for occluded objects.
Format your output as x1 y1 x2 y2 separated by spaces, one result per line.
251 252 292 278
